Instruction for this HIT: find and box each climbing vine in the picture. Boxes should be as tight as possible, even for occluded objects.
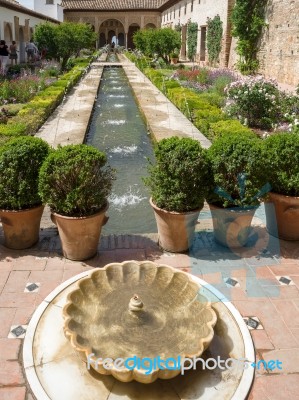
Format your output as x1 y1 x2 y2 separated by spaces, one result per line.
206 15 223 66
187 21 198 61
231 0 267 74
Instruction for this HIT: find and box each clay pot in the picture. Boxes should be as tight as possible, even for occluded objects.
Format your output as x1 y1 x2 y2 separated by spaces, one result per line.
150 198 201 252
209 203 257 248
51 203 109 260
0 205 44 249
265 192 299 240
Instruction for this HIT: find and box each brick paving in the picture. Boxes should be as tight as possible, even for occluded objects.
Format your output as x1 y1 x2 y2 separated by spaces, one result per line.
0 213 299 399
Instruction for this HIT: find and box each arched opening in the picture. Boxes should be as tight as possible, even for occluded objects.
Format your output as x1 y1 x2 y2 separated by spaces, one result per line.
108 30 115 44
99 32 106 47
99 19 125 47
118 32 125 46
145 23 156 29
4 23 13 43
128 23 140 49
19 26 25 63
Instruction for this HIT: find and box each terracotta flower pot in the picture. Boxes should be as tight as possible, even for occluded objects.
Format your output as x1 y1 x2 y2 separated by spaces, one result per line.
209 203 258 249
0 205 44 249
265 192 299 240
51 203 109 261
150 198 201 252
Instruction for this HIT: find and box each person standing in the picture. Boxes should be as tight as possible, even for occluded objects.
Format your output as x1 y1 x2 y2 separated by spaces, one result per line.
25 39 38 63
9 41 18 66
0 40 9 75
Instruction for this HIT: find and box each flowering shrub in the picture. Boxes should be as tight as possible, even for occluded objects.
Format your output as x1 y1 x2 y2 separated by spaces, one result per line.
0 76 47 105
224 76 280 129
173 68 237 93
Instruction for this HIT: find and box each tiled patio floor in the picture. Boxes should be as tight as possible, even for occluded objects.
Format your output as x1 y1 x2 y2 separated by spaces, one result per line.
1 209 299 399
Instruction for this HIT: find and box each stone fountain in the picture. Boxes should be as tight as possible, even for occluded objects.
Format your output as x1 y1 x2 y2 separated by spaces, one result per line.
62 262 217 383
23 261 255 400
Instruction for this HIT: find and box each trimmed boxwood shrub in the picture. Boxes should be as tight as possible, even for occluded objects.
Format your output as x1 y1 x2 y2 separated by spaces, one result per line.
263 133 299 196
194 107 227 137
143 136 211 212
209 119 255 140
39 144 115 217
197 92 224 108
0 136 50 210
0 60 92 138
207 132 267 207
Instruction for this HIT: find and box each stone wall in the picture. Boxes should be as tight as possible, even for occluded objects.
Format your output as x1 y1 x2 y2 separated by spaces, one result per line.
258 0 299 86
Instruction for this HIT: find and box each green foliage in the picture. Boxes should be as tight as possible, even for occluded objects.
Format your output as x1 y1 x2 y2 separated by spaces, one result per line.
231 0 267 74
209 120 255 140
33 22 57 60
0 136 50 210
0 61 90 138
207 132 267 207
187 22 198 61
194 107 227 137
263 133 299 196
0 76 46 105
207 15 223 66
225 76 280 129
212 75 234 95
197 92 224 108
39 144 115 217
133 28 181 63
0 122 27 136
144 137 211 212
34 22 96 71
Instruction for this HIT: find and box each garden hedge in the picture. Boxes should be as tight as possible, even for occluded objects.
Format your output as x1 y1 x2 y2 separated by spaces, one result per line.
0 57 92 139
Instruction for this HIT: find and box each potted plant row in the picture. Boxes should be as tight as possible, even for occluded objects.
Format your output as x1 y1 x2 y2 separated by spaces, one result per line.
263 133 299 240
38 144 115 260
0 136 50 249
0 138 115 260
144 136 211 252
206 132 270 248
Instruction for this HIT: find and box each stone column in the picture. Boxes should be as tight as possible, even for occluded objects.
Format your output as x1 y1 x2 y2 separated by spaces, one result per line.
181 24 187 60
14 16 19 42
25 19 30 42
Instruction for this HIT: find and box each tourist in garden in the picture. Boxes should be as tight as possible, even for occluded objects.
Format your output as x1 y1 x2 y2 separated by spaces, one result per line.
25 39 38 63
0 40 9 75
9 40 18 66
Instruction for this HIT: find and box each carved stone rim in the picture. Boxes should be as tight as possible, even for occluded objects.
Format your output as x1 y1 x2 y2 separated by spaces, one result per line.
63 260 217 383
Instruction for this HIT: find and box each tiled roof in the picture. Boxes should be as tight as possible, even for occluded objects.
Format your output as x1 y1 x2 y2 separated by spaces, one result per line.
61 0 170 10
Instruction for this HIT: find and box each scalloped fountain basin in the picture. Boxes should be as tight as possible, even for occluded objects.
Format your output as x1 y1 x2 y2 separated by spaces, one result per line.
63 261 217 384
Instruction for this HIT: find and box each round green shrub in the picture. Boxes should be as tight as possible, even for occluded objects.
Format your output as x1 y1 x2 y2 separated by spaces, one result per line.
263 133 299 196
39 144 115 217
0 136 50 210
207 132 267 207
143 136 211 212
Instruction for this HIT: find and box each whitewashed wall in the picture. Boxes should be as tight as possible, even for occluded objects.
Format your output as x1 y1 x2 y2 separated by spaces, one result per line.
0 6 58 62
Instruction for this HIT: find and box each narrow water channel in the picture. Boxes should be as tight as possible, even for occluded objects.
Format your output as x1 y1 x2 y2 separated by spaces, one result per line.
85 66 157 234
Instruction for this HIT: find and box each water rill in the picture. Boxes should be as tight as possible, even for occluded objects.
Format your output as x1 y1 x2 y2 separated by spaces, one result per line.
85 66 157 234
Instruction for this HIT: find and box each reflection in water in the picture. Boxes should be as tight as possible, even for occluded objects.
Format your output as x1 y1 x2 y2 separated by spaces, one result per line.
86 67 156 234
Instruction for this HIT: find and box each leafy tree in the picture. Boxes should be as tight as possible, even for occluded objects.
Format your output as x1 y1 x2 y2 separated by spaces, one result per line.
34 22 96 70
133 29 153 56
34 22 57 60
133 28 181 63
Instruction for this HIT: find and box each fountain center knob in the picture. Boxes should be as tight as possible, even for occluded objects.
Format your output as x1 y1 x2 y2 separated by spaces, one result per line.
129 294 144 312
